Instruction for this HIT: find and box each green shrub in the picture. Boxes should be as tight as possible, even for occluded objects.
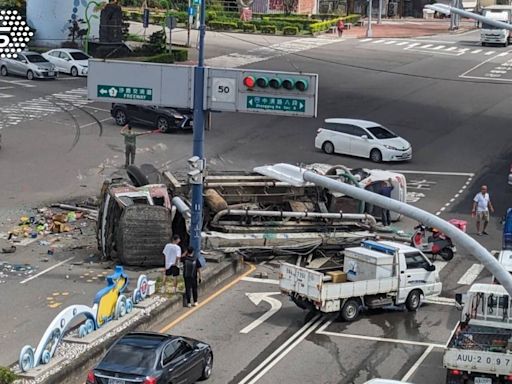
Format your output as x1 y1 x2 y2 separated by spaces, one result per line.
208 21 238 31
242 23 257 32
127 33 145 42
206 10 217 22
130 11 141 21
309 15 360 33
261 25 277 34
166 11 188 23
0 367 17 384
172 48 188 61
283 26 299 35
145 52 174 63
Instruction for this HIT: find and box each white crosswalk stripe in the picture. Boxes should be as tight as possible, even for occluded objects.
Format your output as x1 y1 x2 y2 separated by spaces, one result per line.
457 264 485 285
0 87 91 130
358 38 512 58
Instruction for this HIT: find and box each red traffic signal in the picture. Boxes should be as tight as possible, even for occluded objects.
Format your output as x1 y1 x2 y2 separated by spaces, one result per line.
243 76 255 88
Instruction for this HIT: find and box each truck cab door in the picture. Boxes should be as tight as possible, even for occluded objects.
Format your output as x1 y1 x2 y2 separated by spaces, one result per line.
399 252 436 303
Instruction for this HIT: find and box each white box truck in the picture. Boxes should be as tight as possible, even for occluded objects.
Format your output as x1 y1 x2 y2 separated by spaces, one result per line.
481 6 512 47
444 283 512 384
279 240 442 321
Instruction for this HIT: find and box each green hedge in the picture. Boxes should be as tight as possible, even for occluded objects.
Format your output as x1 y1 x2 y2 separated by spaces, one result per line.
208 21 238 31
0 367 17 384
242 23 257 32
310 15 360 33
261 25 277 34
283 26 299 35
144 49 188 63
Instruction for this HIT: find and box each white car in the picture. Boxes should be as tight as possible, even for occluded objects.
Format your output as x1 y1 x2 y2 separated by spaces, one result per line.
42 49 90 77
315 118 412 162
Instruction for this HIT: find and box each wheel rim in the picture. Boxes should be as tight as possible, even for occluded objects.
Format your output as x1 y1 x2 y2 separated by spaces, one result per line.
71 67 77 76
204 354 212 377
27 71 33 80
411 293 419 308
371 150 381 162
158 118 169 131
1 67 6 76
346 304 356 319
324 142 334 154
116 111 126 125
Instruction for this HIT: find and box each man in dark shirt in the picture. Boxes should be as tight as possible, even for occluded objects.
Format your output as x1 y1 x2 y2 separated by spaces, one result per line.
120 124 152 168
379 179 394 227
182 246 202 308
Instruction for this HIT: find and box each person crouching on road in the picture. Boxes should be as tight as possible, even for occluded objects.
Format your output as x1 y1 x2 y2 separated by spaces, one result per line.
120 123 152 168
163 235 182 294
472 185 494 236
183 246 202 308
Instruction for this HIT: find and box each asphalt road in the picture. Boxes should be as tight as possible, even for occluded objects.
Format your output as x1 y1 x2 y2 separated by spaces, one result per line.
1 28 511 382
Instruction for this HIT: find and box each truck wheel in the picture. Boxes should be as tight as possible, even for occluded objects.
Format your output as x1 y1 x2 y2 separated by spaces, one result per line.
340 299 360 322
406 290 421 311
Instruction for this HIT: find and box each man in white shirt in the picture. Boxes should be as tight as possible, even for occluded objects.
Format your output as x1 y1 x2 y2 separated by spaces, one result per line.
472 185 494 236
162 235 181 293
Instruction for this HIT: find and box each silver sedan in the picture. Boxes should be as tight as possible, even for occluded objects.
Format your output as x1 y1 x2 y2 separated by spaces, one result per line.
0 52 57 80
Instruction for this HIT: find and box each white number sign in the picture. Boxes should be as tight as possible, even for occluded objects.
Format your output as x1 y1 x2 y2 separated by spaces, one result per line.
212 77 236 103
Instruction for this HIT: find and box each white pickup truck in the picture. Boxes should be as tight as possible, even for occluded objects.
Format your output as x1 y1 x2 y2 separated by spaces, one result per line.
444 284 512 384
279 240 442 321
481 6 512 47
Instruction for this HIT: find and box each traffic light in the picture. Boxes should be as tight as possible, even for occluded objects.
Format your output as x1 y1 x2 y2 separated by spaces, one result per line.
242 74 309 92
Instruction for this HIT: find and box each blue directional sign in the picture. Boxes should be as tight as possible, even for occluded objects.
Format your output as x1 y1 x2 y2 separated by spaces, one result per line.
188 6 196 16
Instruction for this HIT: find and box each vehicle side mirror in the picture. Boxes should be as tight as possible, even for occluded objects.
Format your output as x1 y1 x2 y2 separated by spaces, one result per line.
21 60 27 64
425 264 436 272
361 135 368 139
455 293 463 305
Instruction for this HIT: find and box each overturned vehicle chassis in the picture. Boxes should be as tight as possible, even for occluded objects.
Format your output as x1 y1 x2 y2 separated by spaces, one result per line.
97 165 406 266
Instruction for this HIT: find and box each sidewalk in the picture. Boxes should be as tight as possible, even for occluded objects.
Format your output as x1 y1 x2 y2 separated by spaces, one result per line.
325 18 477 39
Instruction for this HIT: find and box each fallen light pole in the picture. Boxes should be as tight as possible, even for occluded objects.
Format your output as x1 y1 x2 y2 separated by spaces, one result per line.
255 163 512 297
426 3 512 31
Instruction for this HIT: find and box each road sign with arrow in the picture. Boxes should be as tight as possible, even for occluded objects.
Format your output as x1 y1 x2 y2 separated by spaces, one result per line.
97 85 153 101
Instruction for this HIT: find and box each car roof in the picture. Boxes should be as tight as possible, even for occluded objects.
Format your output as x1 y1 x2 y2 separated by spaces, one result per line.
117 331 177 346
324 118 382 128
48 48 84 53
22 51 42 55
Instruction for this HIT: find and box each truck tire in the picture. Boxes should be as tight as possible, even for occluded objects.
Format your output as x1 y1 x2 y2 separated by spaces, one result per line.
340 299 360 322
126 165 149 187
405 290 421 311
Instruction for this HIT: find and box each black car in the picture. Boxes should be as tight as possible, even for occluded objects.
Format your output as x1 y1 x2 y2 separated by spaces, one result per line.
111 104 193 133
86 332 213 384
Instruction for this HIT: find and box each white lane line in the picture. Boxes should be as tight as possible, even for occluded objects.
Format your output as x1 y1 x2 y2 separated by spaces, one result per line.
445 47 457 51
20 257 74 284
241 276 280 285
419 44 433 48
407 43 421 48
239 315 323 384
396 42 409 46
434 261 447 273
372 39 386 44
457 264 485 285
432 45 446 50
498 52 509 57
384 40 397 45
240 293 282 334
79 117 113 129
485 51 496 55
471 49 482 54
391 170 474 177
460 53 503 79
360 38 372 42
315 330 445 348
401 345 435 382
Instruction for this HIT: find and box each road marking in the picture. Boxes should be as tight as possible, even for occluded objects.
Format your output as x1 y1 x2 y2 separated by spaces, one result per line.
316 328 445 348
396 42 409 46
424 296 456 306
159 263 256 333
401 345 435 382
432 45 446 50
498 52 509 57
457 263 485 285
485 51 496 55
445 46 457 51
360 38 372 42
79 117 112 129
241 276 279 285
471 49 482 54
20 257 74 284
239 315 325 384
434 261 447 273
384 40 396 45
373 39 386 44
419 44 433 48
240 292 282 334
392 170 474 177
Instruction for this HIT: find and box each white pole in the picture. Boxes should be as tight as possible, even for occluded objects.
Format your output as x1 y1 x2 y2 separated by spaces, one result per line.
367 0 373 37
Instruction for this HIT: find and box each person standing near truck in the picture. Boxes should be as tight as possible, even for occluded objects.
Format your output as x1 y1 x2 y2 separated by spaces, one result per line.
162 235 182 294
120 123 152 168
472 185 494 236
182 246 202 307
379 179 394 227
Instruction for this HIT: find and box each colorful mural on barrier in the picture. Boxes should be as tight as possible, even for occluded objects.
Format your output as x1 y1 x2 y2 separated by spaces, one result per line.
19 266 151 372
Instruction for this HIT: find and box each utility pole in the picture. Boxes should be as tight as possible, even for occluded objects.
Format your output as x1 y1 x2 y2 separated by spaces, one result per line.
187 0 192 47
190 0 206 264
378 0 382 24
367 0 373 37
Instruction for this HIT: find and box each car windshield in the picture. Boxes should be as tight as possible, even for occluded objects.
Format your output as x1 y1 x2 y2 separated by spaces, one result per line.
482 23 502 30
25 54 48 63
70 52 89 60
102 343 157 369
367 126 397 139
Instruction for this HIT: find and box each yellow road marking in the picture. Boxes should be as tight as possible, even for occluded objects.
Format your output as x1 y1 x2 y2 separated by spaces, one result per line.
159 263 256 333
48 302 62 309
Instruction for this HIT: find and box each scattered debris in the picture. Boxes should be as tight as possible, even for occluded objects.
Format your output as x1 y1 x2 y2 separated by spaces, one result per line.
1 245 16 254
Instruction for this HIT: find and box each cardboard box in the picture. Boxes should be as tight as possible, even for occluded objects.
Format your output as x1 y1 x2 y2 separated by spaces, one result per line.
327 270 347 283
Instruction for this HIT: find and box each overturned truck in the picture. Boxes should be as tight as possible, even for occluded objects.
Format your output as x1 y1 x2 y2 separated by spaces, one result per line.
96 164 408 266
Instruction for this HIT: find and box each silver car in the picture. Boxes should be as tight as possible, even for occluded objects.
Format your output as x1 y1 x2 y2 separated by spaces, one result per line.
0 52 57 80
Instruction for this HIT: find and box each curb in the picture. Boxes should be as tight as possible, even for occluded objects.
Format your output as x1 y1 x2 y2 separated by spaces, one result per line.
15 256 244 384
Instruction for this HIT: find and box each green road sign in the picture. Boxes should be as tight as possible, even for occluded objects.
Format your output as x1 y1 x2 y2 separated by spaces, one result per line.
246 96 306 113
97 85 153 101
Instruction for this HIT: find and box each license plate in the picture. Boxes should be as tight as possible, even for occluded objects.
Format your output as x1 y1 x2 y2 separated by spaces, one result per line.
48 71 54 76
475 378 492 384
108 379 125 384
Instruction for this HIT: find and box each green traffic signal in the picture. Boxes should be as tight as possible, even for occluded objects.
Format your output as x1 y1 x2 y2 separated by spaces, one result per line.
256 77 269 88
295 79 308 91
282 79 294 90
269 78 282 89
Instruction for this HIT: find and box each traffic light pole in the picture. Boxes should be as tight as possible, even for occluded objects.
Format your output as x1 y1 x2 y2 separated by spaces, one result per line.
190 0 206 264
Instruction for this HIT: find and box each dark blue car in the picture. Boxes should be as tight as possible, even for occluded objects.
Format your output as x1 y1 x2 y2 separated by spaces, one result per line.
503 208 512 250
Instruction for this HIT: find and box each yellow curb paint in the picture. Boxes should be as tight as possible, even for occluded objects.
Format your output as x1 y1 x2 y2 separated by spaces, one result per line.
159 263 256 334
48 303 62 309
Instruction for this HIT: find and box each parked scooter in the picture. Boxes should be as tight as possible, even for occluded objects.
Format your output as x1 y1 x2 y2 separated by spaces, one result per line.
411 224 455 261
